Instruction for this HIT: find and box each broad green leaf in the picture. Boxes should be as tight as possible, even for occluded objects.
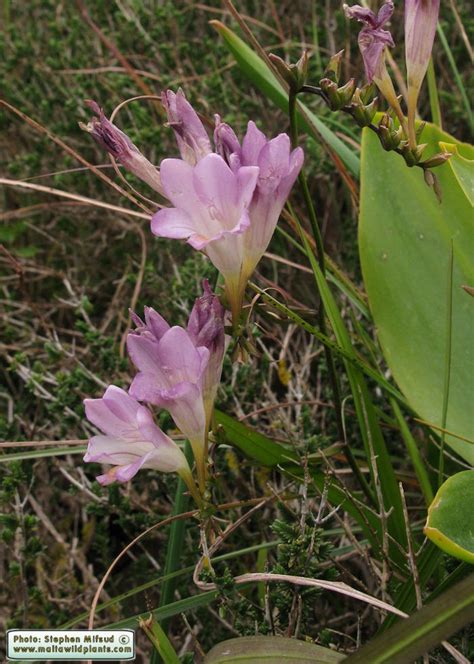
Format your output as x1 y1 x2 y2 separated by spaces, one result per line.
439 142 474 205
210 21 360 176
204 636 345 663
359 125 474 464
345 573 474 663
424 470 474 564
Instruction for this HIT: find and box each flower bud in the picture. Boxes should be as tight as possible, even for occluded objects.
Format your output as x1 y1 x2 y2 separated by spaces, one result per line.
405 0 441 148
324 50 344 83
337 78 357 105
351 89 378 127
269 51 309 93
320 78 341 109
421 151 452 169
320 78 353 110
81 100 164 195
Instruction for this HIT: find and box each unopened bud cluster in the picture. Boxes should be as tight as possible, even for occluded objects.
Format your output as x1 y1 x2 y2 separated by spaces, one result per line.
270 51 309 94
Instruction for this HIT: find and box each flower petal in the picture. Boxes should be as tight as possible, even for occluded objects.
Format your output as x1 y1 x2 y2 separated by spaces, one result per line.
84 386 140 438
151 207 197 241
143 307 170 340
156 326 209 384
241 121 268 166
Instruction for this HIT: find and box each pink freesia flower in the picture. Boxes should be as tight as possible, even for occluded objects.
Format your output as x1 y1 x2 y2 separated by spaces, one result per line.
214 118 304 319
127 283 227 489
405 0 440 146
127 326 209 444
343 1 395 83
129 280 226 423
126 320 210 489
81 101 164 194
161 89 212 165
153 92 303 323
150 153 260 321
83 386 194 491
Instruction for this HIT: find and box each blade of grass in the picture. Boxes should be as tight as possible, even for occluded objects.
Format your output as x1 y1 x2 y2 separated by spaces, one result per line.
436 23 473 132
345 573 474 663
0 446 87 462
391 399 434 506
426 58 442 128
151 441 194 664
107 590 220 630
140 616 180 664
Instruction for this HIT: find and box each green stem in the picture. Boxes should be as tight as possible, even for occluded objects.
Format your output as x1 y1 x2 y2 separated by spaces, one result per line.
288 91 375 508
426 58 442 128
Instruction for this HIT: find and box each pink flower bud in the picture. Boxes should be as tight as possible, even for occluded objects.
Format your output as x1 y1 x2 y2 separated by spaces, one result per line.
187 280 228 426
81 101 164 195
405 0 440 146
161 89 212 165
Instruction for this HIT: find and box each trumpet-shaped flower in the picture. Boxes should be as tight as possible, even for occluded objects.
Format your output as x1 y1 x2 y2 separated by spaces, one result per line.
127 325 209 447
81 101 164 195
214 119 304 318
405 0 440 146
84 386 193 489
129 281 226 438
152 93 303 324
150 153 260 320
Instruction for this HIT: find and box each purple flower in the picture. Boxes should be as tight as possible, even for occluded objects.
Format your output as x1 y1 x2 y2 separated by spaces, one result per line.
344 1 395 83
129 282 226 437
152 93 303 324
214 119 304 318
127 326 209 446
162 89 212 165
84 386 191 486
81 101 164 194
405 0 440 146
150 153 260 320
187 280 227 426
